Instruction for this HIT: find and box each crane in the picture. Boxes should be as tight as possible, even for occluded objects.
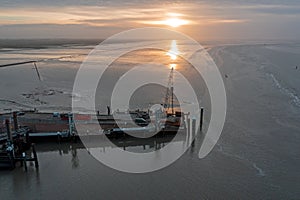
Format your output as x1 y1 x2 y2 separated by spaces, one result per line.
163 66 174 115
0 54 82 81
0 60 42 81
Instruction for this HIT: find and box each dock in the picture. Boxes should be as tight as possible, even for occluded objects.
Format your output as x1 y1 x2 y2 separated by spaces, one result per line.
0 115 39 170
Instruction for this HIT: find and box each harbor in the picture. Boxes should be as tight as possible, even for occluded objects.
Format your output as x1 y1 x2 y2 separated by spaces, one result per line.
0 54 205 171
0 105 204 169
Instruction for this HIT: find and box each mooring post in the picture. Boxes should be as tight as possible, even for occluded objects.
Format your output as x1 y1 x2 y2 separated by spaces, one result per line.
192 118 196 145
13 111 19 133
155 110 159 132
22 152 27 171
187 117 190 133
107 106 111 116
57 134 61 144
200 107 204 131
32 144 39 169
187 117 190 142
5 119 12 142
68 113 73 137
8 150 15 169
5 119 15 169
25 131 30 144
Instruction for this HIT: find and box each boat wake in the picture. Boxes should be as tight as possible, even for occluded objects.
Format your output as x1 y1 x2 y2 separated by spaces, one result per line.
267 73 300 107
216 144 266 177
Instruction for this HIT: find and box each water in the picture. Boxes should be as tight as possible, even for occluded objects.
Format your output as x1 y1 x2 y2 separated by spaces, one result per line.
0 137 258 200
0 40 300 199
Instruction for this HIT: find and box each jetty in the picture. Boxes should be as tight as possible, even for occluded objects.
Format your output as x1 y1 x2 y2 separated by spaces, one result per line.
0 115 39 170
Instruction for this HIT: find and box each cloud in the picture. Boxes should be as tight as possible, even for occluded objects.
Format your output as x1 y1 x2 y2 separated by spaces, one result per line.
0 23 126 39
0 1 300 40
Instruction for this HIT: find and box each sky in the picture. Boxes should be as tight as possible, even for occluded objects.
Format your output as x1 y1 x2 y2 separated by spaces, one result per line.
0 0 300 41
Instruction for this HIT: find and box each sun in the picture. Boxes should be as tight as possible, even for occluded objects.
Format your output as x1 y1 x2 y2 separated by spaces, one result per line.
163 18 188 28
141 15 189 27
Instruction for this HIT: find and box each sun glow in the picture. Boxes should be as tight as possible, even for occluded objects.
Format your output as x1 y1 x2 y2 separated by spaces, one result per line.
169 63 177 69
163 18 188 27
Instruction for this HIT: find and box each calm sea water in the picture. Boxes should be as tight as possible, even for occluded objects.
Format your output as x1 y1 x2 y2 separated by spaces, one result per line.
0 40 300 199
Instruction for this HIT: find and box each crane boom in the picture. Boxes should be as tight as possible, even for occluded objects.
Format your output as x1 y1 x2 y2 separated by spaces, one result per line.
0 54 82 81
163 67 174 114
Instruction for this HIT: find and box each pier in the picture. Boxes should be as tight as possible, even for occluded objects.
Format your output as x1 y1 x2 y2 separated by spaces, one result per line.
0 107 204 171
0 115 39 170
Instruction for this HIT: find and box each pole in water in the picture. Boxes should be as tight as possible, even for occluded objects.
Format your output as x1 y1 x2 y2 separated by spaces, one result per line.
107 106 111 116
25 131 30 144
192 118 196 145
187 117 190 142
171 86 174 115
32 144 39 169
5 119 12 142
33 62 42 81
22 152 27 171
68 113 73 136
200 107 204 131
8 150 15 169
13 111 19 133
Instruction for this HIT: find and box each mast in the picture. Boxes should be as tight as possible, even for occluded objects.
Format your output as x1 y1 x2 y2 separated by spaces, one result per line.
171 85 174 115
170 66 174 115
164 66 174 115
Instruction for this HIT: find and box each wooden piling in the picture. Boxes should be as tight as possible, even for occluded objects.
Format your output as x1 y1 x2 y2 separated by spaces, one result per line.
68 113 73 136
32 144 39 168
8 150 15 169
13 111 19 132
187 117 190 143
57 134 61 143
107 106 111 116
200 107 204 131
22 152 27 171
25 132 30 144
5 119 12 142
192 118 196 145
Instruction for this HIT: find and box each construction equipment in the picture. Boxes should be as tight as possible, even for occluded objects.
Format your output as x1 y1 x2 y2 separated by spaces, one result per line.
0 54 82 81
163 67 174 115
